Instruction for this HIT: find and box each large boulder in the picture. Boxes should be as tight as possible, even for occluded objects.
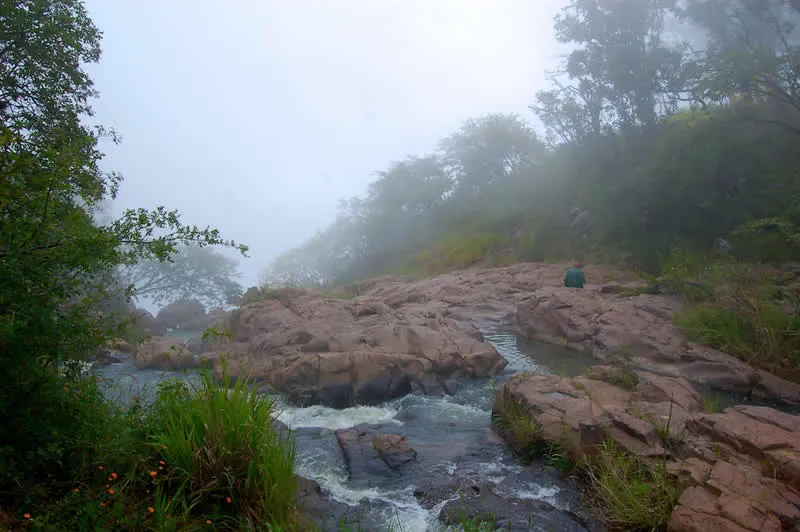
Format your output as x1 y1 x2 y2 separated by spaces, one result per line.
156 298 207 329
335 426 417 484
134 336 197 370
515 286 800 405
495 372 800 532
202 288 507 407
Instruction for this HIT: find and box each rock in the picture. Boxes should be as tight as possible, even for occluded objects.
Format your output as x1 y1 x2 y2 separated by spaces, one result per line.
134 336 197 370
495 372 800 532
202 288 507 406
373 433 417 469
294 476 386 531
93 351 122 367
156 298 207 329
515 286 800 405
132 308 166 337
335 426 417 484
438 483 592 531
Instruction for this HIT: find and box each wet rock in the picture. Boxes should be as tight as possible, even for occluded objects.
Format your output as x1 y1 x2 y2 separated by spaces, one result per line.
496 372 800 532
438 483 591 531
202 288 507 407
335 426 417 484
515 286 800 405
295 476 386 532
134 336 197 370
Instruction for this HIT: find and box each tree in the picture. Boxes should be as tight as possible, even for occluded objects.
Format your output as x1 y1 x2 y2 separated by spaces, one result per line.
552 0 686 128
680 0 800 134
440 114 544 197
0 0 246 493
119 244 244 308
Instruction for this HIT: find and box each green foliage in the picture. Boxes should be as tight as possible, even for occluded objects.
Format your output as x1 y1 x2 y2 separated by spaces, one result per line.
399 230 513 276
9 368 301 531
491 388 541 459
676 301 800 368
0 0 248 525
701 392 725 414
584 440 680 531
149 365 298 528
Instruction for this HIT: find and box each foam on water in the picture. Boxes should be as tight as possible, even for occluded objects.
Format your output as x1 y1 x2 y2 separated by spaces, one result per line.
277 403 402 430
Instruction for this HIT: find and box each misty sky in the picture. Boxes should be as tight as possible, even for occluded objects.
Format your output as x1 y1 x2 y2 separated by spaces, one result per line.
84 0 567 288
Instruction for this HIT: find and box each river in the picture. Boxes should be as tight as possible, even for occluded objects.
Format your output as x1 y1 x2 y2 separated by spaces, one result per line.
95 328 598 531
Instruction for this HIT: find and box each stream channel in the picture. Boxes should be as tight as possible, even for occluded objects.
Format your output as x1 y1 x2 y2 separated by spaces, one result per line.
95 326 601 531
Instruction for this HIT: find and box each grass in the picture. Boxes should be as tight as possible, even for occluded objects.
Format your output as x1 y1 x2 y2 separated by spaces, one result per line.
701 392 725 414
490 383 680 530
491 387 541 459
6 362 302 531
150 362 298 528
583 440 680 531
584 362 640 392
675 301 800 370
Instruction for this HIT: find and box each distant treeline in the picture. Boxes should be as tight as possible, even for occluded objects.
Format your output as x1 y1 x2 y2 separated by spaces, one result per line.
263 0 800 287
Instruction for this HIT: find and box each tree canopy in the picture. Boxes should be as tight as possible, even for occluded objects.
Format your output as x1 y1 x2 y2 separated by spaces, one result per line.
263 0 800 285
0 0 245 498
119 244 244 308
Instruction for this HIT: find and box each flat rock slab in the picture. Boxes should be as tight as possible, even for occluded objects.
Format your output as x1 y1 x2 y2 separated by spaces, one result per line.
515 285 800 405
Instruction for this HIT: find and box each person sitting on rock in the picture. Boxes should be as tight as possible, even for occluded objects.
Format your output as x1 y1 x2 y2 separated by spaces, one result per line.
564 262 585 288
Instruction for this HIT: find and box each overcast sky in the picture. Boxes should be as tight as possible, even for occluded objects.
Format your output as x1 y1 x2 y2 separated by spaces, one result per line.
84 0 567 288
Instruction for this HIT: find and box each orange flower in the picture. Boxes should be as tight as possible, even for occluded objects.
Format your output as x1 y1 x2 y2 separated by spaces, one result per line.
23 513 31 519
111 472 118 479
206 520 212 524
225 496 232 503
149 470 157 477
100 502 106 507
159 460 165 465
108 488 115 495
148 507 155 513
98 466 104 471
158 466 163 470
73 488 79 493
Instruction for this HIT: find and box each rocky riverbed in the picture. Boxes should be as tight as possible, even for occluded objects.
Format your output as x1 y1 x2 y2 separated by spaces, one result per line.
105 262 800 530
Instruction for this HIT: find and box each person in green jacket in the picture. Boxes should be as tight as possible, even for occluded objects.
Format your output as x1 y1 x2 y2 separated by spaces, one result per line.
564 262 585 288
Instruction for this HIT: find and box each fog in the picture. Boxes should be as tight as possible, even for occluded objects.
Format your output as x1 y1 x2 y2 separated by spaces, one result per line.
84 0 568 288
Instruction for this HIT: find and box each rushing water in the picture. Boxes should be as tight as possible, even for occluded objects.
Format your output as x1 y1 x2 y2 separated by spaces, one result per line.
273 328 596 531
93 328 597 531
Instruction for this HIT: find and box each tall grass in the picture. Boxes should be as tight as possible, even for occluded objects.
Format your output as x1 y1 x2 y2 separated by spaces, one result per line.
491 387 541 459
583 440 679 530
150 363 298 528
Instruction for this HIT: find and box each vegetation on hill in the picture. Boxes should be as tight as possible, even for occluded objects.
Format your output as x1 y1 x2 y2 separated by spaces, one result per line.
261 0 800 376
264 0 800 287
